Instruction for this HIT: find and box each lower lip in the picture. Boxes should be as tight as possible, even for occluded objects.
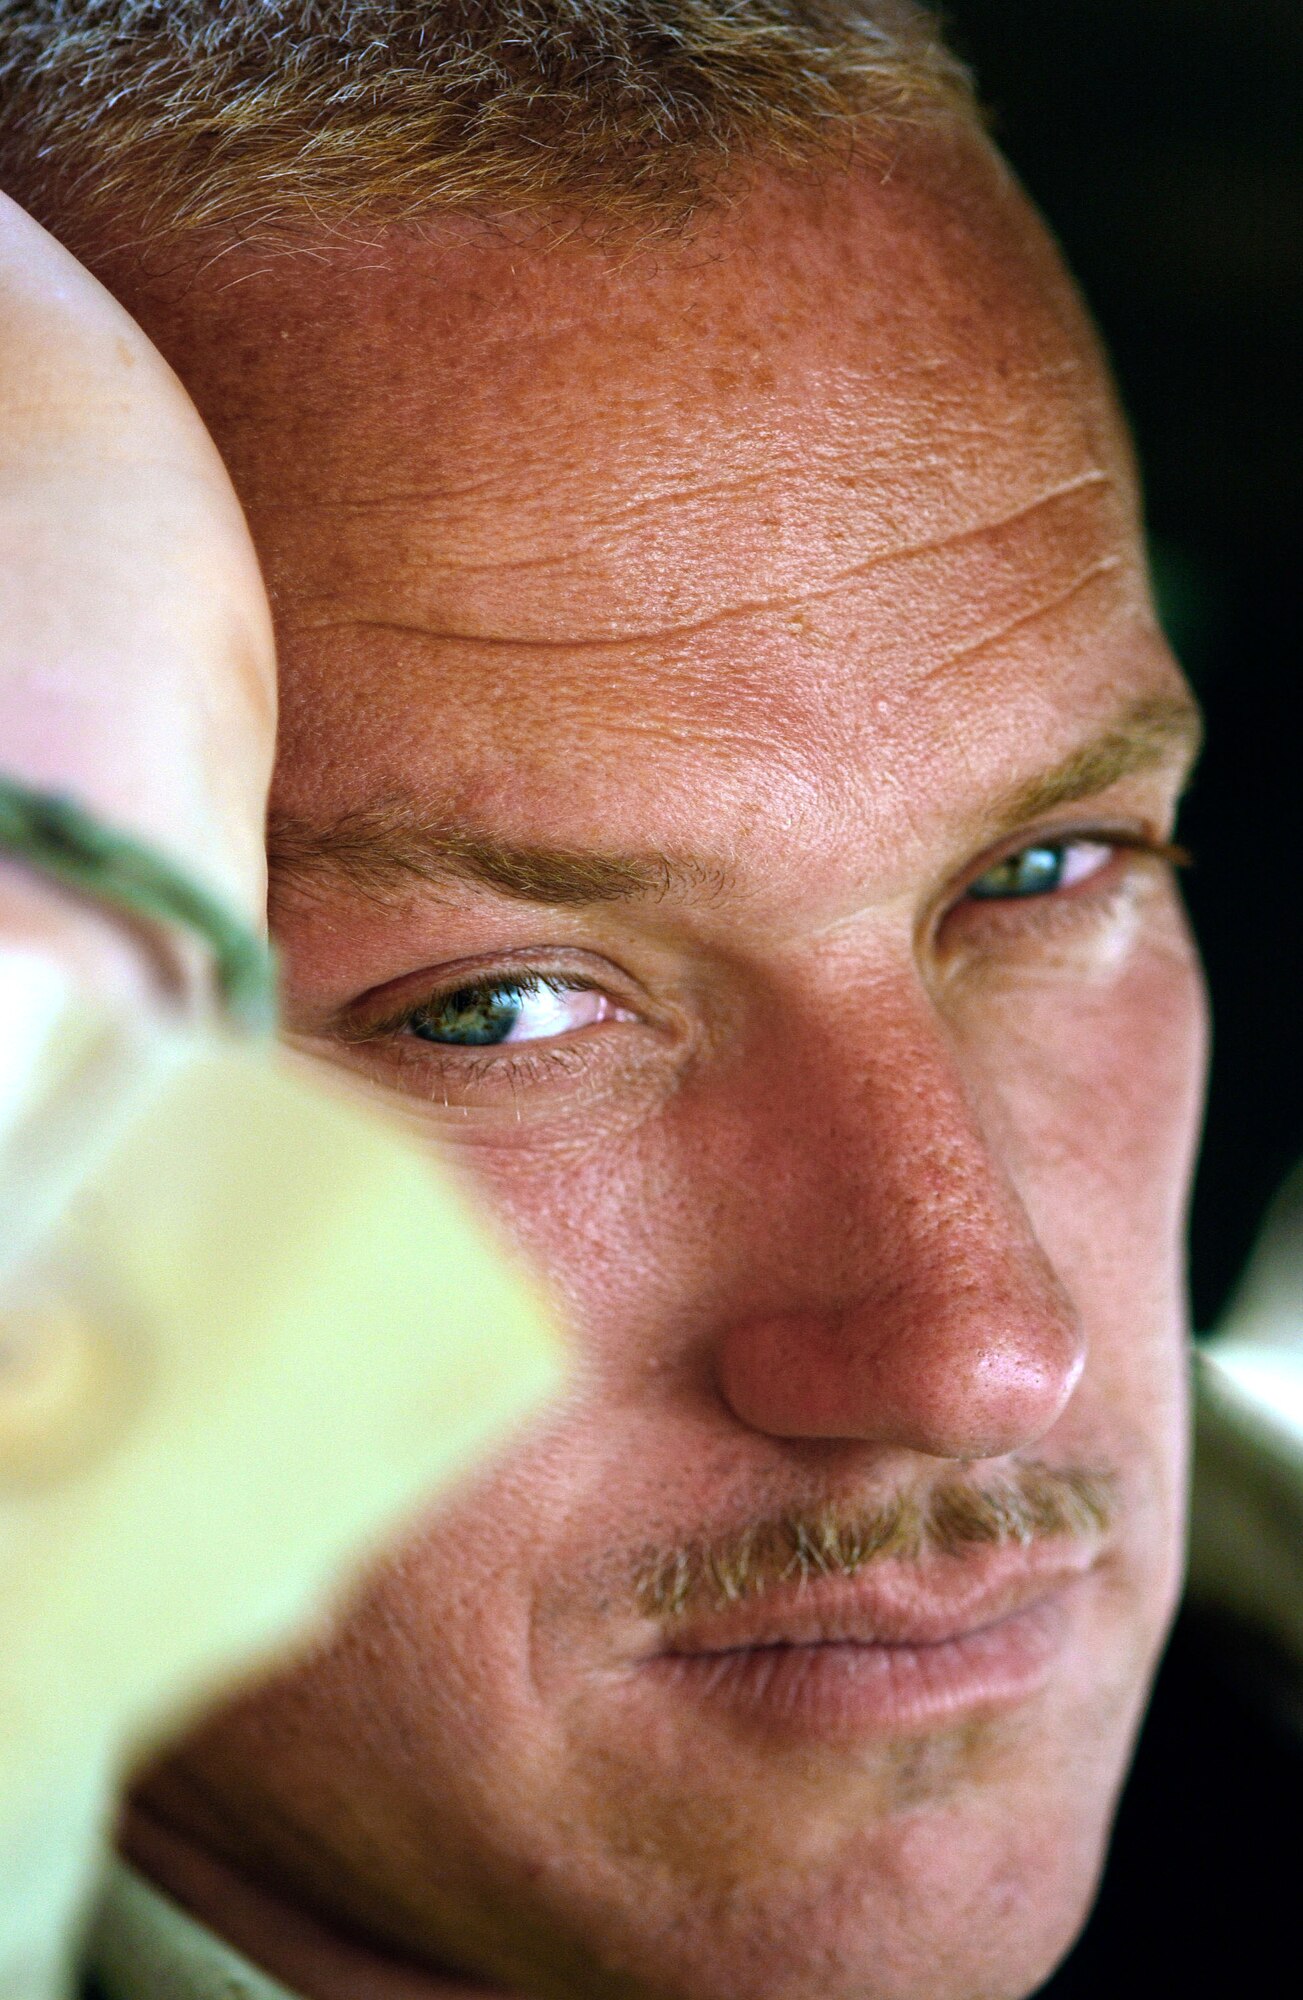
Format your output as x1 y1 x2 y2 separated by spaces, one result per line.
644 1585 1084 1743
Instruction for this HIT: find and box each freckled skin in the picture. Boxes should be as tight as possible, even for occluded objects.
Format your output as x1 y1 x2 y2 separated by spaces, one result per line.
105 127 1206 2000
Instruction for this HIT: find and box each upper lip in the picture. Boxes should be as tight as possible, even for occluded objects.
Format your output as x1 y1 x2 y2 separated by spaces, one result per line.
647 1542 1103 1658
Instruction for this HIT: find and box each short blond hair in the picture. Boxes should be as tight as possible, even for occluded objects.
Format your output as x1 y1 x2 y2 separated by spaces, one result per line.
0 1 974 247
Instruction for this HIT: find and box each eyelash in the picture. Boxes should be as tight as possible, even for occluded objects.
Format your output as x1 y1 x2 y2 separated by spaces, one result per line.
341 829 1187 1071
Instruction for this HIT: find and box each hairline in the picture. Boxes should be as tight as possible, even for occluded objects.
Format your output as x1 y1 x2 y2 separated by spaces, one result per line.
0 2 979 253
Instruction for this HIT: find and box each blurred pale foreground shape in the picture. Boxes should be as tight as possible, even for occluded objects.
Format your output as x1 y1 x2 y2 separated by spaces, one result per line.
1192 1159 1303 1669
0 1036 562 1999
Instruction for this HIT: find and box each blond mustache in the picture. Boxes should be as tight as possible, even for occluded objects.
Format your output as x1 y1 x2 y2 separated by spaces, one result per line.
633 1462 1117 1621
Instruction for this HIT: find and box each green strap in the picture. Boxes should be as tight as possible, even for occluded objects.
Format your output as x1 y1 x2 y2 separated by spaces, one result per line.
89 1858 305 2000
0 777 277 1035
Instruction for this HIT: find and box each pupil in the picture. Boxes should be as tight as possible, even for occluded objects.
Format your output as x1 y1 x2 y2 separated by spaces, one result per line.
410 984 524 1046
969 845 1064 900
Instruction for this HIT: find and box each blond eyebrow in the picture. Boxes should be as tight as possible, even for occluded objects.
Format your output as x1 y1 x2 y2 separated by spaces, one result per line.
268 802 709 908
268 692 1203 913
986 692 1203 838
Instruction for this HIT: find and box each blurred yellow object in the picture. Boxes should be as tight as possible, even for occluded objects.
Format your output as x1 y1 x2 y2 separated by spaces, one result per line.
0 1042 561 2000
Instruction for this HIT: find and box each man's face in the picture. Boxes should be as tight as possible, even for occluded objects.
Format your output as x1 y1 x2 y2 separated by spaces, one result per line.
119 134 1206 2000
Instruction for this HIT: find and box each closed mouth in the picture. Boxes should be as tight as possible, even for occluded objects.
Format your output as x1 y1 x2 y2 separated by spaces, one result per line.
635 1547 1103 1739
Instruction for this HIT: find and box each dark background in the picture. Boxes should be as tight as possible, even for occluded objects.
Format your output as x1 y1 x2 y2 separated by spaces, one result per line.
944 0 1302 1332
939 10 1303 1992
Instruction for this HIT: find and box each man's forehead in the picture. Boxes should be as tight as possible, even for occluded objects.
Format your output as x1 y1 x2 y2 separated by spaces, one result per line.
118 135 1182 903
134 137 1132 652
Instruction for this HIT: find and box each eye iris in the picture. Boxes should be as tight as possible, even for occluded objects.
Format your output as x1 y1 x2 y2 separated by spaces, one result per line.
410 983 526 1046
968 844 1065 900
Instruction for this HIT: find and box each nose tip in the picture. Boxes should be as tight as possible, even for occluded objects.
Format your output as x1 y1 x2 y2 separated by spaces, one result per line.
912 1311 1087 1460
714 1266 1086 1461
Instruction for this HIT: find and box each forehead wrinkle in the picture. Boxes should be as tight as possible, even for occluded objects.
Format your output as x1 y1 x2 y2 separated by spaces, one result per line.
293 471 1117 656
257 467 777 524
924 552 1127 684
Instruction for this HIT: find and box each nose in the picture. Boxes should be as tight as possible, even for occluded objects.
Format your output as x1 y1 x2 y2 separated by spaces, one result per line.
712 1002 1085 1462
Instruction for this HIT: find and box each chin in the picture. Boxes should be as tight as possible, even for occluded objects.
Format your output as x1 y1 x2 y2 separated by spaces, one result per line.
534 1648 1154 2000
600 1812 1112 2000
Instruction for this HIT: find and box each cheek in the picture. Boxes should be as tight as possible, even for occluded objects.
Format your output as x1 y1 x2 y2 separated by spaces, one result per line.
951 896 1208 1557
962 907 1208 1285
431 1108 701 1373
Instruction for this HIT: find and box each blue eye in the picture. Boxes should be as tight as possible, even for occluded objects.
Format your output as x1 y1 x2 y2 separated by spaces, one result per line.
966 840 1113 901
409 980 533 1045
405 976 629 1047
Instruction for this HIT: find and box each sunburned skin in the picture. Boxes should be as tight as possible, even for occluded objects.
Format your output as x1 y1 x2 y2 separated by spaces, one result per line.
99 123 1207 2000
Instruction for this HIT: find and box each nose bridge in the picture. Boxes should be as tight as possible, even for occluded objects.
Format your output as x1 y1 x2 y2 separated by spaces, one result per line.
841 1012 1045 1306
738 972 1036 1288
712 976 1085 1460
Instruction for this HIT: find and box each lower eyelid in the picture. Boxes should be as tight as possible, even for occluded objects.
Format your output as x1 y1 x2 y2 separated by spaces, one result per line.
944 842 1146 942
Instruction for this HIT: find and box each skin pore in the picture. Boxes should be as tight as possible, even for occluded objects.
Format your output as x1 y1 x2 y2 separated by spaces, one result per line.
103 125 1206 2000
